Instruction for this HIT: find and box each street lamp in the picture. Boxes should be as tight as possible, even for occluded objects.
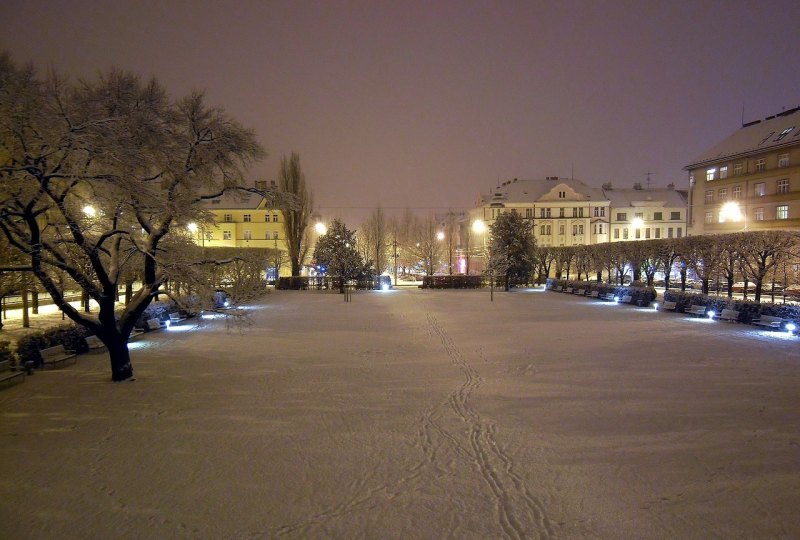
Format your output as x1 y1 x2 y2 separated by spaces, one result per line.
315 222 327 235
631 217 644 229
83 205 97 217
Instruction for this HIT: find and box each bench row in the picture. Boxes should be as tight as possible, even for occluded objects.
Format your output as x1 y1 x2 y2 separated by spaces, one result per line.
658 302 795 331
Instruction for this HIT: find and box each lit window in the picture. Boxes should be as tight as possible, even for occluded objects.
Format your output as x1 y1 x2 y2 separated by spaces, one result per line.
718 188 727 200
776 205 788 220
705 190 713 203
720 166 728 179
754 207 764 221
777 179 789 193
243 214 251 223
653 212 663 220
617 213 627 221
704 211 713 223
755 182 766 196
244 230 252 240
778 153 790 168
732 186 742 199
755 158 766 172
733 162 743 175
224 214 232 223
706 168 716 181
223 230 232 240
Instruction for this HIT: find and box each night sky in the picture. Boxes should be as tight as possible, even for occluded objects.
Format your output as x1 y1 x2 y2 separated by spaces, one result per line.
2 1 799 223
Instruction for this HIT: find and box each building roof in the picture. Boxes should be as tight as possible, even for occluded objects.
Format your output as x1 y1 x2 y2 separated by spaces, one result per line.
199 191 267 210
479 177 606 205
602 187 687 208
685 107 800 169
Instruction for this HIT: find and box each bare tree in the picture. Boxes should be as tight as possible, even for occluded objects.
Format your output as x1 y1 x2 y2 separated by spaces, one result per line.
360 206 388 275
411 215 443 276
277 152 311 276
0 55 265 381
739 231 797 303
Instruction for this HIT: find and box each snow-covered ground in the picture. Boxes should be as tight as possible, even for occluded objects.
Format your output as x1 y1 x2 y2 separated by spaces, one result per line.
1 288 799 539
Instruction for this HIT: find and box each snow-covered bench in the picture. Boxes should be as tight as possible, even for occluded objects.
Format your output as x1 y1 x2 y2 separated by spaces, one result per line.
600 292 616 301
85 335 105 350
564 287 573 294
589 290 599 298
751 315 783 330
713 308 739 323
40 345 77 368
146 318 167 331
620 295 633 304
168 312 186 324
686 305 706 317
574 288 586 296
659 301 677 311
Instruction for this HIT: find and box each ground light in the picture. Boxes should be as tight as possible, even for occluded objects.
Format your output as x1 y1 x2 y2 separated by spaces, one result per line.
707 310 716 319
786 323 796 336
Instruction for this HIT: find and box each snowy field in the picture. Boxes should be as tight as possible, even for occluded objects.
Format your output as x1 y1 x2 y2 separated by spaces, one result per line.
1 288 799 539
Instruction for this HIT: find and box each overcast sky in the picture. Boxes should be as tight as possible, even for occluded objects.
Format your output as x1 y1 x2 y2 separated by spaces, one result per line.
2 1 799 223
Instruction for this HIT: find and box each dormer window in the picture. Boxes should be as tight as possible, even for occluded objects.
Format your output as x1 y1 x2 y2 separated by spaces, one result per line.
558 191 566 199
775 127 794 141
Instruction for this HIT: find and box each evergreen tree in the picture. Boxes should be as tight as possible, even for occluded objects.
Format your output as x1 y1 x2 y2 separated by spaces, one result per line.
488 212 535 290
313 219 372 293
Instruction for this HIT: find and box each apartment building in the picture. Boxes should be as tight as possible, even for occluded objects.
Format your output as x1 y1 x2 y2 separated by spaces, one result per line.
686 106 800 235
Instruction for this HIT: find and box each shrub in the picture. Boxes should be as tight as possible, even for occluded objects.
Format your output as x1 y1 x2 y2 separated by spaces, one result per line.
0 341 16 365
663 290 800 325
16 332 47 368
421 275 482 289
42 324 91 354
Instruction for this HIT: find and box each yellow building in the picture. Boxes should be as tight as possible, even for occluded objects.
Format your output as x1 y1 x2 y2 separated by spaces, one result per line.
197 191 290 278
686 106 800 235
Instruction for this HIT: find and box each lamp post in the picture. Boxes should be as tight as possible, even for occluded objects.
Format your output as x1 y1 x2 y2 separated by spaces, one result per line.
472 219 492 300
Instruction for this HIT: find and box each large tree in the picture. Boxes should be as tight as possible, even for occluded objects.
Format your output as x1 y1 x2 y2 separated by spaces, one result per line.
0 54 265 381
488 211 534 290
313 219 371 293
277 152 312 276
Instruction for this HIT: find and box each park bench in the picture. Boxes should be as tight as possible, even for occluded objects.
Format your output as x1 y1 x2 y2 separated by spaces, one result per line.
685 305 707 317
620 294 633 304
40 345 77 368
589 290 599 298
713 308 740 323
552 285 562 292
659 301 677 311
564 287 574 294
85 335 106 350
751 314 783 330
168 312 186 324
574 288 586 296
146 318 167 331
600 292 616 301
0 359 25 387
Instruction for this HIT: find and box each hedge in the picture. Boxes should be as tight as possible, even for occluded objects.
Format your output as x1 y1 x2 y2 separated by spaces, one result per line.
663 290 800 325
546 278 658 306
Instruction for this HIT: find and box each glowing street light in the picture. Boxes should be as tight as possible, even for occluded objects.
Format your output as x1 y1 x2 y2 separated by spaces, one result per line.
187 222 199 233
631 217 644 229
83 205 97 217
719 201 744 223
436 231 445 241
472 219 486 234
315 222 327 235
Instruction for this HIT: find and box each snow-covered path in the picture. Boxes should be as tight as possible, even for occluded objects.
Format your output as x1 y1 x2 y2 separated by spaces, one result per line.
1 288 799 539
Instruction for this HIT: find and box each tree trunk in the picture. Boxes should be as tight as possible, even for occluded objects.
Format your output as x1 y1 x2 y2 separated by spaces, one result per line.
32 291 39 314
125 282 133 305
105 336 135 382
22 289 30 328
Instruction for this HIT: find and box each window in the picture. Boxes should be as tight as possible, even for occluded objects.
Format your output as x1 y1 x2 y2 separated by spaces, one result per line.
667 227 674 238
720 166 728 179
754 207 764 221
635 228 641 239
777 205 788 220
755 158 766 172
265 231 271 239
545 225 551 235
635 212 643 219
265 214 270 221
705 190 713 203
572 207 578 217
539 208 546 218
775 127 794 142
273 231 279 239
205 232 213 241
732 186 742 199
778 179 789 193
244 230 252 240
617 212 627 221
704 211 713 224
572 225 578 235
706 168 716 181
223 230 232 240
525 208 532 218
654 228 661 239
558 191 566 199
645 228 651 239
670 211 681 220
677 227 683 238
653 212 663 220
546 208 551 218
596 224 604 234
623 228 629 240
273 214 279 222
578 225 584 235
755 182 766 197
559 224 565 235
539 225 546 235
734 162 743 175
223 213 233 223
614 228 620 239
718 188 727 201
559 208 565 218
593 207 605 217
778 153 790 168
243 214 251 223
